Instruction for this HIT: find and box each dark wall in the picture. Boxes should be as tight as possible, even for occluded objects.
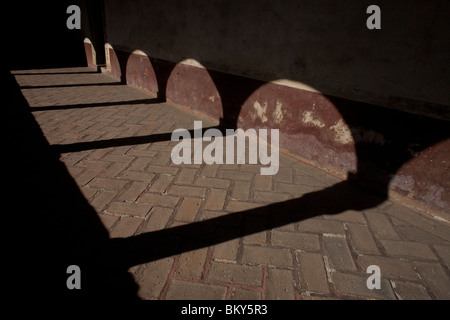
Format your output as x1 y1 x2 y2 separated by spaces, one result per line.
102 0 450 120
6 1 86 70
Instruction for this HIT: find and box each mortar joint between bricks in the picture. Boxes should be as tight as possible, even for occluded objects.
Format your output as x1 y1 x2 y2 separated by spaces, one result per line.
322 255 335 284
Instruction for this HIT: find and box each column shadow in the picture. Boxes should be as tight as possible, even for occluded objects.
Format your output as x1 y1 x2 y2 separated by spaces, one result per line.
12 70 100 76
30 98 163 112
20 82 121 89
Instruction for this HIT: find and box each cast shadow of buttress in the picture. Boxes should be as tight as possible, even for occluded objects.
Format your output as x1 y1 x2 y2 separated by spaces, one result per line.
6 62 449 300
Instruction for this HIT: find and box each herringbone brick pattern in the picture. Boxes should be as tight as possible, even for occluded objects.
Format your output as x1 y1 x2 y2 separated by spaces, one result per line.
13 67 450 300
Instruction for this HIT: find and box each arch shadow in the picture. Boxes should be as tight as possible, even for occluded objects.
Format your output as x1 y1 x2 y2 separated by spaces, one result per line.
8 47 448 301
91 57 450 295
7 0 449 302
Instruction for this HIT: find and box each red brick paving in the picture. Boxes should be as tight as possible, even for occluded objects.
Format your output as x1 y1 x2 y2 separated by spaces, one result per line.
12 67 450 300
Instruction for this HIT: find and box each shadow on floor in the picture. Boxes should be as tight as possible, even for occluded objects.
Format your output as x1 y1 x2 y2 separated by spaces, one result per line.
5 68 448 300
20 82 122 90
30 98 164 112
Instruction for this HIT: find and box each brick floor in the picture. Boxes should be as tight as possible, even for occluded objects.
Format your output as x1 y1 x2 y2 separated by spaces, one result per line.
11 67 450 300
